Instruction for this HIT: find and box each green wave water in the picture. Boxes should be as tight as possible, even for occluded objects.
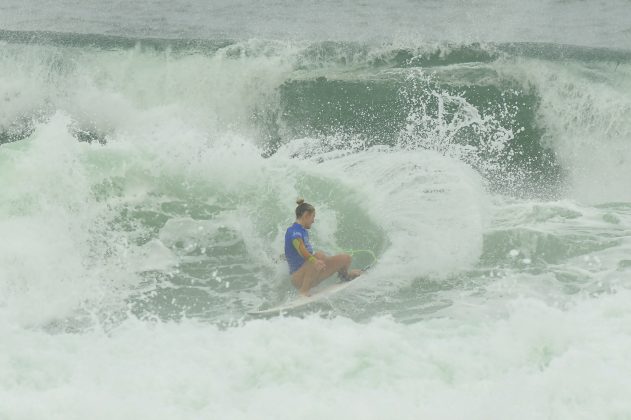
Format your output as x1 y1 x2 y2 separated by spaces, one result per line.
1 25 631 420
7 31 624 197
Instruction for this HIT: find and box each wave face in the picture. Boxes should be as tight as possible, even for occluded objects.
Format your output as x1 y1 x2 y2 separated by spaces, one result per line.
2 26 631 420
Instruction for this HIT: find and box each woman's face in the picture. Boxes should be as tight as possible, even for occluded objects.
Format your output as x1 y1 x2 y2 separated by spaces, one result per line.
301 210 316 229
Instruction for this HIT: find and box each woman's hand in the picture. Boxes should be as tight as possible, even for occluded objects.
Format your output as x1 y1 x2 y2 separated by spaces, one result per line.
313 259 326 272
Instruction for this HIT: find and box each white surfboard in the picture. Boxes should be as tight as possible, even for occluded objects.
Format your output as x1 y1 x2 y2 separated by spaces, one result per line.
248 281 355 316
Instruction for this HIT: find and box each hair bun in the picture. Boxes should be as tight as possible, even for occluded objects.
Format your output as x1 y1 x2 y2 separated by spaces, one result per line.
296 198 305 205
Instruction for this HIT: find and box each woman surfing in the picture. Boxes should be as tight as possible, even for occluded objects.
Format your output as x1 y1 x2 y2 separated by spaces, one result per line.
284 199 362 296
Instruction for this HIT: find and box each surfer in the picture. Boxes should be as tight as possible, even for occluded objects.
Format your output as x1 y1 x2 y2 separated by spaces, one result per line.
285 199 362 296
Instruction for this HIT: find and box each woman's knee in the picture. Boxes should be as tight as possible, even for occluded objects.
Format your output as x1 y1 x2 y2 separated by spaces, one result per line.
338 253 351 266
291 271 303 288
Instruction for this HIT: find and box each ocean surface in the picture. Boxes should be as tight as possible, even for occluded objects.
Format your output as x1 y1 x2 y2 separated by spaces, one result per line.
1 1 631 419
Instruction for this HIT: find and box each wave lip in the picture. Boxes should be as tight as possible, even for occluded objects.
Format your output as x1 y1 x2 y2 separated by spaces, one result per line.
307 147 488 283
1 35 628 202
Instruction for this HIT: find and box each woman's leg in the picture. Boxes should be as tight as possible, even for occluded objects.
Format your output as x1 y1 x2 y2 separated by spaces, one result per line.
317 253 352 280
291 260 325 296
291 253 361 296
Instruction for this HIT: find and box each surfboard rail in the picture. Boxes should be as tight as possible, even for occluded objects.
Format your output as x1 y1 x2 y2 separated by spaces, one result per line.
248 281 354 315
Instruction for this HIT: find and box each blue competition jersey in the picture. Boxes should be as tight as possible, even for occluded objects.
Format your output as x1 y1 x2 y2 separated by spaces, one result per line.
284 222 313 274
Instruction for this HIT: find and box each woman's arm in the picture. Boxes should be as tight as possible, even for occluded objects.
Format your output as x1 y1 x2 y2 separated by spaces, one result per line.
292 238 317 263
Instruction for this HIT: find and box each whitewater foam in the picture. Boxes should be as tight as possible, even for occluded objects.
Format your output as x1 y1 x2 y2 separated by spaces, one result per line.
496 58 631 203
4 290 631 420
1 24 631 420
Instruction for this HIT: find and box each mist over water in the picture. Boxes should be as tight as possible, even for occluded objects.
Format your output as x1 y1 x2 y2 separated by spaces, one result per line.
2 0 631 49
1 2 631 419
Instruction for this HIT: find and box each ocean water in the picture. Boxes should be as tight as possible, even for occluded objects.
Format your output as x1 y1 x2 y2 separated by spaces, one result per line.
1 1 631 419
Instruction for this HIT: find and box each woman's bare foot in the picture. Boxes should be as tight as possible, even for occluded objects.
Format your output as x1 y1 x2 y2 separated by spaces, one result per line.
340 268 363 281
